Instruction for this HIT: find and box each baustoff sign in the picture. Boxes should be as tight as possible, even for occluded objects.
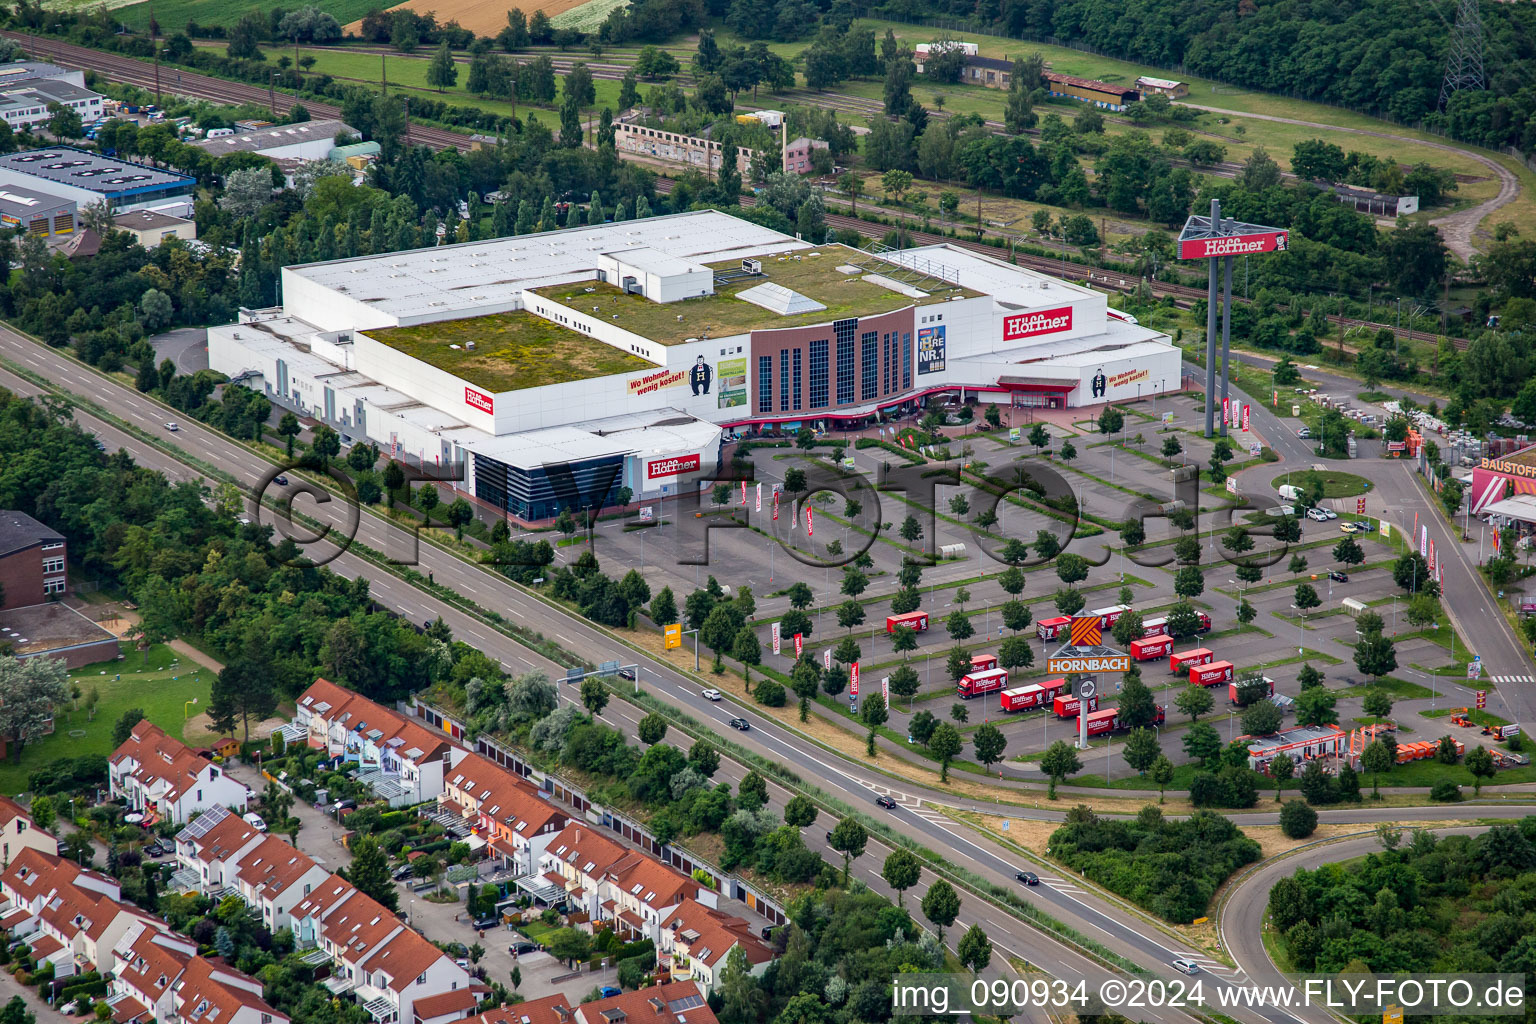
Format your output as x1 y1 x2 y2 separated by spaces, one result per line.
464 387 494 414
1481 457 1536 478
1003 305 1074 342
1178 231 1289 259
646 454 700 479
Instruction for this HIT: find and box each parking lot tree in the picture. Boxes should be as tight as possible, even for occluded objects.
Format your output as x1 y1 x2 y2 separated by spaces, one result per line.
1354 634 1397 681
945 645 972 683
1119 675 1156 728
1393 552 1433 594
1161 436 1183 460
1002 599 1032 633
580 679 608 717
1294 582 1321 615
891 624 918 659
1334 536 1365 567
789 656 821 721
999 566 1026 596
649 586 678 625
1028 422 1050 453
1241 700 1283 736
1362 691 1393 724
1176 684 1215 722
702 603 747 670
1165 601 1201 642
787 581 814 610
829 817 868 884
840 566 869 599
1436 735 1460 764
1033 530 1062 561
638 713 667 745
1361 740 1393 797
1296 687 1338 727
946 609 974 643
973 723 1007 772
898 560 924 589
779 608 812 642
1054 588 1086 616
1061 439 1077 463
899 514 923 542
1406 593 1440 629
921 879 961 946
822 665 848 697
1040 740 1083 798
1466 745 1496 794
1233 677 1271 707
784 795 817 828
888 664 920 706
1237 564 1263 586
882 848 922 908
1273 516 1302 544
834 636 861 668
1183 721 1222 768
1174 566 1206 599
837 600 865 633
783 468 806 494
1237 600 1257 630
1297 663 1324 690
999 634 1034 673
1097 406 1124 436
1120 520 1146 547
1223 526 1254 559
910 710 939 745
951 703 969 724
1279 799 1318 839
1111 609 1145 647
1124 727 1161 774
949 494 970 517
890 587 922 614
343 835 398 913
929 722 963 782
861 699 887 757
1174 536 1202 565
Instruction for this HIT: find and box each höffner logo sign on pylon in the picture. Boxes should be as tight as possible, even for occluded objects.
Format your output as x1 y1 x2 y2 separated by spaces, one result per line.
1177 230 1288 260
1003 305 1073 341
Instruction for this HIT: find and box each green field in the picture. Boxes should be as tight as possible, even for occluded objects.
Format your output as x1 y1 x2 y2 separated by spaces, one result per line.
1269 470 1372 499
115 0 383 31
0 643 213 795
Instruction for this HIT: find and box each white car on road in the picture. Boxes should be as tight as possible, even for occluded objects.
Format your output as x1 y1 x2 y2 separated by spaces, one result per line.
701 689 722 701
1171 958 1201 975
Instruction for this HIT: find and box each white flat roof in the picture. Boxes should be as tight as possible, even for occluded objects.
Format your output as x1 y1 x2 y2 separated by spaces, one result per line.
462 411 719 470
883 243 1098 306
285 210 809 325
604 245 707 278
1479 495 1536 523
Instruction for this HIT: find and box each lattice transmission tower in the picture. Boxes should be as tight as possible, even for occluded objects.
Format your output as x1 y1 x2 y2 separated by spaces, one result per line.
1439 0 1486 109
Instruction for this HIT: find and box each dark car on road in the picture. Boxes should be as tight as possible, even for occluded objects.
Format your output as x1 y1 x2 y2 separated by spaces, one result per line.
729 717 750 731
1015 871 1039 886
1328 571 1349 582
875 795 897 810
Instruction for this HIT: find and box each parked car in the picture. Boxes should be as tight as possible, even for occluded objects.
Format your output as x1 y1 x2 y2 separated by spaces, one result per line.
1327 571 1349 582
1172 958 1202 975
1306 508 1329 522
510 941 538 956
729 717 750 731
242 813 268 832
599 987 622 998
1015 871 1039 886
392 865 415 881
1322 508 1338 519
1297 427 1311 438
701 689 722 701
472 916 500 931
875 795 897 810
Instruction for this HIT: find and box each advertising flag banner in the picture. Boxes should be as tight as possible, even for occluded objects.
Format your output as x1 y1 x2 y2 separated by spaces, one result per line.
851 662 860 697
741 481 748 505
772 491 779 521
882 676 890 710
756 482 762 513
794 633 803 657
823 648 831 671
1242 404 1251 432
1222 397 1230 426
1421 525 1429 557
1429 539 1436 577
806 506 813 537
771 622 781 655
1494 528 1502 555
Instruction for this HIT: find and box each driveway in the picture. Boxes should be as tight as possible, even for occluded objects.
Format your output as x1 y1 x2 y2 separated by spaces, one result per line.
150 327 208 374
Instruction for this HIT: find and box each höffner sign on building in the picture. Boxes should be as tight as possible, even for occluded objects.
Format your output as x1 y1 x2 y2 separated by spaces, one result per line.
1003 305 1074 341
1177 230 1289 259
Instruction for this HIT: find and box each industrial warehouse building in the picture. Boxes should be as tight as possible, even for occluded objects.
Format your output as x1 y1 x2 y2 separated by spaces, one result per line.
0 148 195 215
208 210 1180 522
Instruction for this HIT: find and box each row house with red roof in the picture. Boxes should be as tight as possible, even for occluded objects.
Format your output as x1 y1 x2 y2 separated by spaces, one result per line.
109 928 289 1024
460 982 717 1024
292 679 460 806
290 873 479 1024
0 848 160 978
171 805 335 932
0 794 58 868
656 899 773 993
440 753 568 876
109 722 251 825
537 825 714 946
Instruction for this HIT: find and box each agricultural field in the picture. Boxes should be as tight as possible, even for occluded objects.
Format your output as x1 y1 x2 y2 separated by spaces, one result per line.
114 0 382 31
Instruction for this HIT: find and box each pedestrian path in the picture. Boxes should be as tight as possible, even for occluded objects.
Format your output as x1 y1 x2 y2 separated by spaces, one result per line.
1490 674 1533 683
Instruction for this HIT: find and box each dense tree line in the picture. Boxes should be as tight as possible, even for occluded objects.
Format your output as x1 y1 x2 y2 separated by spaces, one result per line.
0 390 467 704
1270 821 1536 982
884 0 1536 157
1048 805 1261 923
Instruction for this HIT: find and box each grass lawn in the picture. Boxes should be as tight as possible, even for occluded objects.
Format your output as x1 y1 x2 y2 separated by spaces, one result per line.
115 0 384 30
0 642 213 795
1269 470 1372 499
1364 677 1439 700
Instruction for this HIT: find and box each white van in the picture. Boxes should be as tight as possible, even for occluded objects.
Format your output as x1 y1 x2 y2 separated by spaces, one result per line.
1277 484 1303 502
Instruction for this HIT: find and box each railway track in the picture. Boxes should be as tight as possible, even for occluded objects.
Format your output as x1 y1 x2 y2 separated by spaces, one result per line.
8 30 1476 351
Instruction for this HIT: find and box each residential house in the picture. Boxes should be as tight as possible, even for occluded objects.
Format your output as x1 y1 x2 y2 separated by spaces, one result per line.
440 753 568 876
537 825 713 944
232 833 330 932
109 928 290 1024
0 795 57 867
1134 76 1188 99
957 56 1015 90
0 847 160 976
109 721 251 825
113 209 197 247
572 982 717 1024
289 874 477 1024
456 995 578 1024
657 899 773 993
173 805 264 893
292 679 458 806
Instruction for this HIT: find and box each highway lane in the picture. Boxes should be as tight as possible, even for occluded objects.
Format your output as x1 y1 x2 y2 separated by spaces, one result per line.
0 334 1227 1024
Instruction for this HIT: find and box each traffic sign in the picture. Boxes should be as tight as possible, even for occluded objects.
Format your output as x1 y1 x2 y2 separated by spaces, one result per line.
665 623 682 650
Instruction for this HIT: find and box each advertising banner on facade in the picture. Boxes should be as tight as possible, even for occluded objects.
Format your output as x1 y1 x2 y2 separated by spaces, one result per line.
717 357 747 409
1002 305 1074 342
647 454 700 479
627 368 686 397
1178 230 1289 259
465 386 495 414
917 325 946 374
